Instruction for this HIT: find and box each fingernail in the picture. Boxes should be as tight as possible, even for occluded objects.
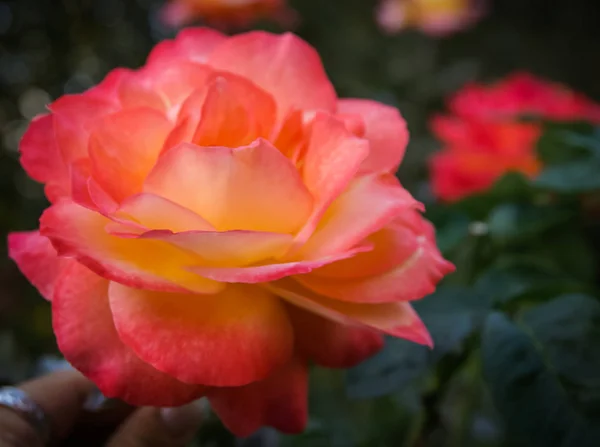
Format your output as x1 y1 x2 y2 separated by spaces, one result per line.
83 387 108 411
159 401 204 438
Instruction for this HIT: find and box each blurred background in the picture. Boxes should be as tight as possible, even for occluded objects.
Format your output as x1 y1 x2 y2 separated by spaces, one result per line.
1 0 600 446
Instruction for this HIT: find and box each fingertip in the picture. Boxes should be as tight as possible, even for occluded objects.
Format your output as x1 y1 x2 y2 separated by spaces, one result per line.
159 401 204 438
19 370 97 440
107 402 204 447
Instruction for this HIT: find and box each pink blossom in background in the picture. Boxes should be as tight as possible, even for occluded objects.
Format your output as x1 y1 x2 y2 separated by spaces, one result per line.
376 0 486 36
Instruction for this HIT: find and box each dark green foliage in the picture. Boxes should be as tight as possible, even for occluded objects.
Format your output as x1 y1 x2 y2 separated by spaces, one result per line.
482 309 600 447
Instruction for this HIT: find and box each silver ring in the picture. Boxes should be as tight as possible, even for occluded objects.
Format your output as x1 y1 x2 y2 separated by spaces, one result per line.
0 386 50 442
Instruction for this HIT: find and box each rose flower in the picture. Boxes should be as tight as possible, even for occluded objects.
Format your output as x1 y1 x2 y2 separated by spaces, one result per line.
160 0 295 29
430 72 600 202
9 28 454 436
376 0 485 36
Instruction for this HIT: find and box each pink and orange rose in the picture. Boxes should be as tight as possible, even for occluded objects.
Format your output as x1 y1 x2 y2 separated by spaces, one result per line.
430 72 600 201
160 0 296 29
9 29 453 435
376 0 485 36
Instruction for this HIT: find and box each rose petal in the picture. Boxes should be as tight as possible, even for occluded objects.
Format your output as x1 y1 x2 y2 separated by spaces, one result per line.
141 61 213 110
299 217 455 303
71 160 120 214
82 68 127 102
144 140 313 233
209 32 337 119
189 245 369 283
338 99 409 173
142 230 293 267
70 159 94 209
116 70 167 111
208 356 308 437
287 304 384 368
40 201 223 294
19 114 70 202
147 28 226 66
89 108 172 202
292 114 369 246
268 279 433 346
192 74 277 148
111 193 214 233
308 224 415 280
8 231 70 301
53 262 205 406
272 109 306 161
301 114 368 201
300 173 421 259
109 283 294 387
49 94 118 164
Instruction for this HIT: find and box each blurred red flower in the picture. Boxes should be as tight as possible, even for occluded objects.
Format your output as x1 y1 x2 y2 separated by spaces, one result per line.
430 73 600 201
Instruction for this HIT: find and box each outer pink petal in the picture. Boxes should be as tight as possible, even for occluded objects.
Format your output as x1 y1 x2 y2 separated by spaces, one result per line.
337 99 409 173
287 305 384 368
144 140 313 233
140 61 213 110
114 69 167 111
89 108 172 202
189 245 369 283
49 94 118 164
208 356 308 437
299 220 455 303
300 173 422 259
7 231 70 301
268 279 433 346
19 114 70 202
108 283 294 387
86 68 133 105
208 32 337 119
147 28 226 66
40 201 223 294
53 262 205 406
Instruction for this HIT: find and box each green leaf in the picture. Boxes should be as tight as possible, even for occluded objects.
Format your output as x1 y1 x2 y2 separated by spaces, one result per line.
346 287 489 398
486 203 573 245
520 294 600 419
474 258 588 306
345 338 428 399
534 158 600 193
453 172 533 220
527 228 598 283
562 127 600 158
414 286 490 360
283 370 423 447
536 121 597 165
481 311 600 447
428 210 471 254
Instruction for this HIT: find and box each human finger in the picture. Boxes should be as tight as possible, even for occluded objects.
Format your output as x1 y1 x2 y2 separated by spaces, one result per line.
0 370 94 446
105 402 203 447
